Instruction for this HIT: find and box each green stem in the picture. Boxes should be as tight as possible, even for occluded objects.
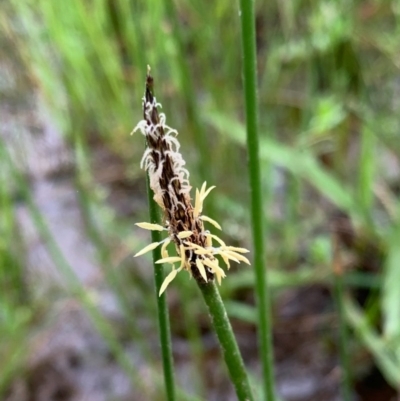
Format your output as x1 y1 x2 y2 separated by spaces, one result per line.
197 280 254 401
146 175 176 401
333 273 352 401
332 237 352 401
239 1 276 400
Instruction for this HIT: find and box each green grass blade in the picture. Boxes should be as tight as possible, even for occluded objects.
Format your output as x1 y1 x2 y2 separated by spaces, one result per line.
332 239 352 401
357 125 376 222
382 223 400 340
344 295 400 387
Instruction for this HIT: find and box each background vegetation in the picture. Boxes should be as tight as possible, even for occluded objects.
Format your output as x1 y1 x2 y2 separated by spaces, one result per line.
1 0 400 400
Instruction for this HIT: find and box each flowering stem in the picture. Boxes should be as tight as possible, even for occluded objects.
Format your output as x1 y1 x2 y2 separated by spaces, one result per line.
146 175 176 401
196 280 254 401
239 1 276 400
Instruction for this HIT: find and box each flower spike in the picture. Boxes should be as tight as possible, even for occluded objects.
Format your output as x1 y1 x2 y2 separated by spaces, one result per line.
132 69 250 295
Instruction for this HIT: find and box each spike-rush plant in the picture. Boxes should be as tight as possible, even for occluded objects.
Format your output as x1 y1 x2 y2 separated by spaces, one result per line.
132 67 254 401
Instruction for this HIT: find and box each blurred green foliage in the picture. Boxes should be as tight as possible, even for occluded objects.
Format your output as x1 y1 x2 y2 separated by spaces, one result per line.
1 0 400 398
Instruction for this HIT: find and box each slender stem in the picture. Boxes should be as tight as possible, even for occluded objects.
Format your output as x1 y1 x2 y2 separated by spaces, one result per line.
197 280 254 401
333 273 352 401
239 1 276 400
146 175 176 401
332 235 352 401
